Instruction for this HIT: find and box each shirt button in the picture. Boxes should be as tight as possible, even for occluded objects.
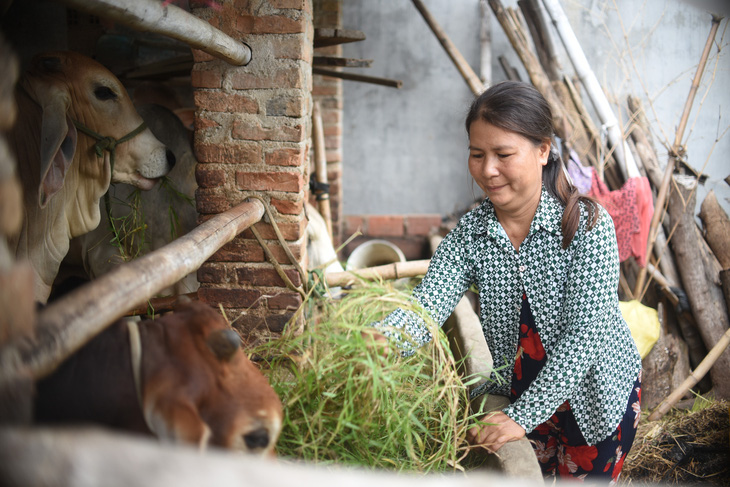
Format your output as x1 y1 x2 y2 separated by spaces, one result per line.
519 265 526 272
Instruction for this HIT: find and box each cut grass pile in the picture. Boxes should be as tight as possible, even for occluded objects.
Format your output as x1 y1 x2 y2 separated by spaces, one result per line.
254 280 479 473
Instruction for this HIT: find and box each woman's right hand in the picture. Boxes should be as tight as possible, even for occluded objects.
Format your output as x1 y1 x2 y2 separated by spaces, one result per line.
361 328 391 357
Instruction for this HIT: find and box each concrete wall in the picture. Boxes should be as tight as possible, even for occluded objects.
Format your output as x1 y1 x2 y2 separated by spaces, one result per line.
341 0 730 218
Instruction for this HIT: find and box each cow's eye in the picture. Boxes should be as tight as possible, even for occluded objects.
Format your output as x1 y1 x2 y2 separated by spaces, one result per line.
94 86 117 101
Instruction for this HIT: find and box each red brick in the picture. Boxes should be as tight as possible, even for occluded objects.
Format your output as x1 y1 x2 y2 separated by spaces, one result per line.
236 266 302 288
367 215 404 237
237 14 305 34
195 166 226 188
265 147 305 167
232 119 304 142
196 192 230 214
236 170 303 193
194 115 220 131
312 84 338 97
197 263 228 284
323 124 341 136
209 238 265 262
405 214 442 236
274 37 311 61
266 290 302 310
271 198 303 215
325 148 342 163
243 219 305 241
344 215 365 235
234 312 293 334
191 68 222 89
197 287 262 308
194 91 259 114
230 67 304 90
266 94 306 117
195 143 262 164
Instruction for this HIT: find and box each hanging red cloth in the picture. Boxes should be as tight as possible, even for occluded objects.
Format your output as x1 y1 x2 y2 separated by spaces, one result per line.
588 169 654 268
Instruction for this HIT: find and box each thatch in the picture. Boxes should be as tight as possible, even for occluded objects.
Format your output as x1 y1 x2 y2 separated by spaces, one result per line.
622 400 730 485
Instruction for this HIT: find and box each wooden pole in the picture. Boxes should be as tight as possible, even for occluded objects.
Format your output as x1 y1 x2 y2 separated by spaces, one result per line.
633 16 721 296
648 326 730 421
323 260 430 288
312 101 333 241
56 0 252 66
0 199 265 382
411 0 484 95
312 68 402 89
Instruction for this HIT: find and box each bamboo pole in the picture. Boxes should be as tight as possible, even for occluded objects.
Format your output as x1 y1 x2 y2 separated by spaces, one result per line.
411 0 484 95
633 16 722 296
312 101 333 241
312 68 402 89
0 199 265 382
540 0 639 180
55 0 252 66
323 259 430 288
648 326 730 421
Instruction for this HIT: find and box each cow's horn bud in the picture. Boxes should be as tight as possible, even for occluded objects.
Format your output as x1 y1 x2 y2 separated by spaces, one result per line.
206 329 241 361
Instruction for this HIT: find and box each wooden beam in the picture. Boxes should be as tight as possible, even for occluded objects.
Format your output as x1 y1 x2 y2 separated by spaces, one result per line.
313 68 402 89
313 56 373 68
55 0 252 66
0 199 265 383
314 28 366 48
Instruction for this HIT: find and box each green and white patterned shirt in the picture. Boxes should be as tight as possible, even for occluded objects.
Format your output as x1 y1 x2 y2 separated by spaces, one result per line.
374 189 642 445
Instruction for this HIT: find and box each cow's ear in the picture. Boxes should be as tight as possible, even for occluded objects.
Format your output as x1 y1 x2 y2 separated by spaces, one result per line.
23 77 77 208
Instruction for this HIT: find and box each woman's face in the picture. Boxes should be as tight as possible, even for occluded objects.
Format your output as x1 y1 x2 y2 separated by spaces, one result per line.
468 119 550 218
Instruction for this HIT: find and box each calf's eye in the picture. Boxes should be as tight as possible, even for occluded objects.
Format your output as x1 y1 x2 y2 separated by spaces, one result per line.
94 85 117 101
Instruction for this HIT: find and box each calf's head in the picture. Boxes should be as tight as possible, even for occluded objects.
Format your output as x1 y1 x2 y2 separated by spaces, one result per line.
140 301 283 456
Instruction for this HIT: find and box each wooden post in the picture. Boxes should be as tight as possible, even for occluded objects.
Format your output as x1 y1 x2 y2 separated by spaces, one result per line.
0 199 265 383
57 0 252 66
323 260 430 288
411 0 484 95
312 101 333 241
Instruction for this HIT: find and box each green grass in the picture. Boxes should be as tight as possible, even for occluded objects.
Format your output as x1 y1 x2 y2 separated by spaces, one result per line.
254 280 483 473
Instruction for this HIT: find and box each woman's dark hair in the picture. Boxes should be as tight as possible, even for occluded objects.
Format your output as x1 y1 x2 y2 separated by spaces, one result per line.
465 80 599 249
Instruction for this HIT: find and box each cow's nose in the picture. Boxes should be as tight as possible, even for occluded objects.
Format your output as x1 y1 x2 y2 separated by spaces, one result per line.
166 149 176 169
243 428 270 450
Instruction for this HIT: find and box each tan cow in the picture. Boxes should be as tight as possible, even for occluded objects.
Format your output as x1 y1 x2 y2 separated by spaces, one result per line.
8 51 174 303
34 299 284 455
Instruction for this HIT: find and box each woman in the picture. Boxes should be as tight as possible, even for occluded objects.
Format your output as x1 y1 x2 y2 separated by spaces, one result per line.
371 81 642 481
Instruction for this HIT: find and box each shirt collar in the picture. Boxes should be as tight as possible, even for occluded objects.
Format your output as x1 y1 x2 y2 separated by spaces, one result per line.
471 187 564 239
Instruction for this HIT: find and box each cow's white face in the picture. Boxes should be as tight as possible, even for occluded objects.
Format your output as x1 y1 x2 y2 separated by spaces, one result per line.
57 52 174 190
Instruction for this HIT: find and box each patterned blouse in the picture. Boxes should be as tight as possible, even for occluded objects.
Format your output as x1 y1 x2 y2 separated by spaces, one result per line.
374 189 642 445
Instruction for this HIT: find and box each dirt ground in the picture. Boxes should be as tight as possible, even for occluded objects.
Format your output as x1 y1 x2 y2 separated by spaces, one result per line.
622 401 730 485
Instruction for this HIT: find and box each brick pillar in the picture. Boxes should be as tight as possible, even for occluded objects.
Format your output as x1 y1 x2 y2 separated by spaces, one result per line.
312 0 344 245
191 0 313 344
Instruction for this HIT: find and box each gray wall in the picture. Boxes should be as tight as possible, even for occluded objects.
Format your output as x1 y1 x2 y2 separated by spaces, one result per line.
342 0 730 218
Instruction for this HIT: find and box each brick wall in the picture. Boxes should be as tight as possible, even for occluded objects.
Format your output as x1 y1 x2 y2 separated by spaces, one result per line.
342 214 443 262
191 0 313 344
311 0 344 245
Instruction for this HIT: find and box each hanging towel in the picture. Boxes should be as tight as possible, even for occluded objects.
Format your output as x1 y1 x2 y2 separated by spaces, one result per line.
588 169 654 267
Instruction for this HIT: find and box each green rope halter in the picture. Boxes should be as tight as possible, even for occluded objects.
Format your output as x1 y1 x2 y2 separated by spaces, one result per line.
72 118 149 239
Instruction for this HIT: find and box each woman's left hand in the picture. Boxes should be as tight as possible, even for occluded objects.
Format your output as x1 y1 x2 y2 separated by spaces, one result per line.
466 412 526 452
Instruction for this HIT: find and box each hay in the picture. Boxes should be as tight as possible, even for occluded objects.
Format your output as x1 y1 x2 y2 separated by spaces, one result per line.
254 280 479 473
622 399 730 485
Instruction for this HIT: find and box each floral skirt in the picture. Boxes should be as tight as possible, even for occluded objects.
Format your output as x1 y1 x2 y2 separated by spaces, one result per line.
511 292 642 482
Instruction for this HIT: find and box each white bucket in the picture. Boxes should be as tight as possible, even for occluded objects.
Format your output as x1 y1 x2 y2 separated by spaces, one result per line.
346 239 406 270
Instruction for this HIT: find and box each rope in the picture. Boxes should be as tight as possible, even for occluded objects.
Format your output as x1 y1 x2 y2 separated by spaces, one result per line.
72 118 148 228
244 195 309 300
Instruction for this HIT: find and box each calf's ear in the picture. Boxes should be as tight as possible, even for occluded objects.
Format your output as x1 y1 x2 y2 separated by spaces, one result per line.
22 76 77 208
206 328 241 362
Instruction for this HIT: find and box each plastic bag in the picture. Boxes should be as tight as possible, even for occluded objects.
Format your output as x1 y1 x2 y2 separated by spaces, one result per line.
620 300 660 359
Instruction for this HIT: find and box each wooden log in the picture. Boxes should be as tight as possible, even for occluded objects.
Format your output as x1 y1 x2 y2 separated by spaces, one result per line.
699 190 730 269
323 260 430 288
57 0 252 66
518 0 561 82
410 0 484 95
312 68 402 89
641 303 691 410
312 101 333 241
668 175 730 398
313 28 366 48
0 199 265 383
633 16 721 295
